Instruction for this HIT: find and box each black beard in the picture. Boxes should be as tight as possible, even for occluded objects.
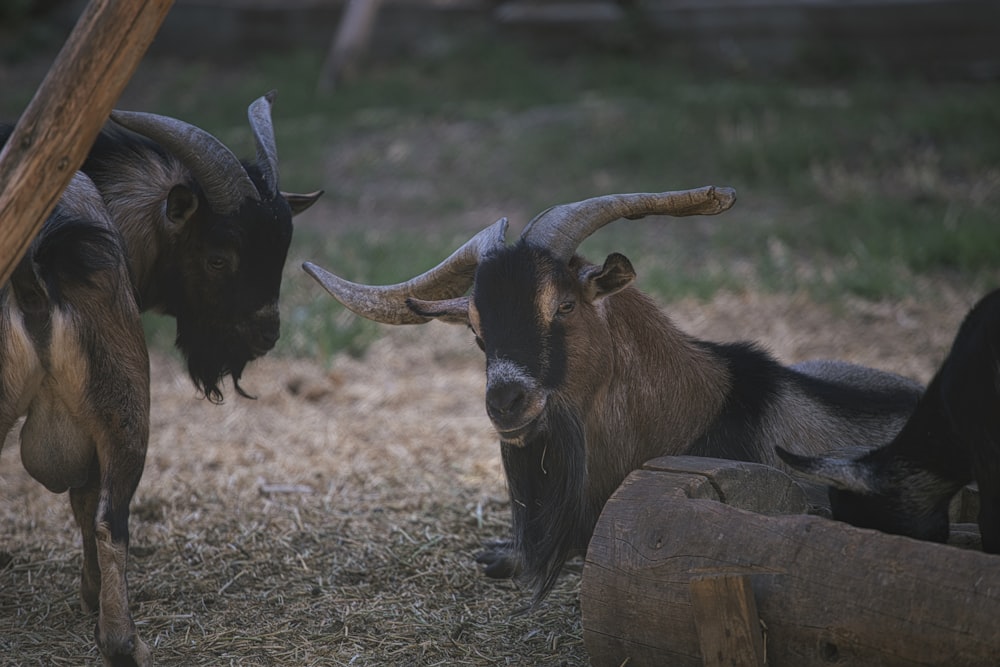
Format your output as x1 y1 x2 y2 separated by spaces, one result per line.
501 399 590 603
175 323 256 403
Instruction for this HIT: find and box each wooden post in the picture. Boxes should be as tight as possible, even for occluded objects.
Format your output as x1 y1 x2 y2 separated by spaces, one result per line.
0 0 174 286
689 574 766 667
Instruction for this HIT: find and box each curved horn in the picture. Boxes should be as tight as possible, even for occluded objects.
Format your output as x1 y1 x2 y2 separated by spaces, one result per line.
248 90 280 196
109 109 260 215
303 217 508 325
521 186 736 262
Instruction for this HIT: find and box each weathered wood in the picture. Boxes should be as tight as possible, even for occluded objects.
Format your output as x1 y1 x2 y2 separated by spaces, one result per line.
689 575 766 667
581 456 1000 667
642 455 809 515
0 0 173 286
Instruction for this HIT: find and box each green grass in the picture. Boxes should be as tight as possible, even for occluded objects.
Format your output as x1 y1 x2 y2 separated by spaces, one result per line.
6 35 999 360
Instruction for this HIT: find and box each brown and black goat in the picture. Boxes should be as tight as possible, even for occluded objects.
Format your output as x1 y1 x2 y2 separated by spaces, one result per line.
303 187 921 604
0 92 320 666
778 288 1000 554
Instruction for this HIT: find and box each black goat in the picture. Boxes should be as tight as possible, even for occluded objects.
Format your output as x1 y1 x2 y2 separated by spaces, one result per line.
0 92 320 666
778 288 1000 554
303 187 922 603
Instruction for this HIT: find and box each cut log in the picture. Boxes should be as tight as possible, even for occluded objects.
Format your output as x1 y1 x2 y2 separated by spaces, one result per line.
581 455 1000 667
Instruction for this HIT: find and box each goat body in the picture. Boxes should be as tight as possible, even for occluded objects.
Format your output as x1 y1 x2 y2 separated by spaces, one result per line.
1 92 320 665
304 188 922 603
778 288 1000 553
464 247 921 598
1 174 151 664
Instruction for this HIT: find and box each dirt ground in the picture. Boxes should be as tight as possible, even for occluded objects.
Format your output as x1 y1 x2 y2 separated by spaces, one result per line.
0 274 978 666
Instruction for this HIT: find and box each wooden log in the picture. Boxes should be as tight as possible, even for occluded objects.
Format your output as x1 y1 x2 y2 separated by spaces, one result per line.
581 456 1000 667
0 0 173 286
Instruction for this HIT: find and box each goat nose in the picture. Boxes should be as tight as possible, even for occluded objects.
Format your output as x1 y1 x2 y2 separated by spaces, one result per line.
487 382 526 417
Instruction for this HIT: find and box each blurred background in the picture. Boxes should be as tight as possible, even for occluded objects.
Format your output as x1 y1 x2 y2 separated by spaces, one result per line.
2 0 999 361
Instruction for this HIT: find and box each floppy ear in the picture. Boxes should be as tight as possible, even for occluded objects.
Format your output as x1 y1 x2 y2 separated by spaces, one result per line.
580 252 636 302
282 190 324 216
406 296 471 325
775 446 878 494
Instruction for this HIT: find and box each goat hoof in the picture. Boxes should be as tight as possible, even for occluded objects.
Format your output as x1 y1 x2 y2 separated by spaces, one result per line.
96 623 152 667
475 541 521 579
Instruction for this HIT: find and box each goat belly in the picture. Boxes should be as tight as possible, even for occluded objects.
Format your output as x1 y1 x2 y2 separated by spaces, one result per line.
19 390 95 493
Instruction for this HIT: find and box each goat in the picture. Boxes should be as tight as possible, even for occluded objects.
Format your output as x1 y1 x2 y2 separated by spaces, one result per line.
777 288 1000 554
303 187 922 603
0 91 321 666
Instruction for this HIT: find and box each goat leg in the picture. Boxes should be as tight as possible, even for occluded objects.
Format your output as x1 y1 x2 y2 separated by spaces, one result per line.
93 520 151 667
69 471 102 612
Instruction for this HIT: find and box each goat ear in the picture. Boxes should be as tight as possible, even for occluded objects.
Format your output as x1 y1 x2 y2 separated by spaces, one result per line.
282 190 324 216
166 185 199 226
581 252 636 301
775 446 877 493
406 296 471 325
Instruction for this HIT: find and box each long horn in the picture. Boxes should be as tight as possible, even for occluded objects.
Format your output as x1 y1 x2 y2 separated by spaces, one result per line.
303 217 508 324
248 90 280 196
109 109 260 215
521 186 736 262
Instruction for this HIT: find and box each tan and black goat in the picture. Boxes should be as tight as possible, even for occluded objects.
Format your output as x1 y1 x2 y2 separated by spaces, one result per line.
304 187 921 604
0 92 320 666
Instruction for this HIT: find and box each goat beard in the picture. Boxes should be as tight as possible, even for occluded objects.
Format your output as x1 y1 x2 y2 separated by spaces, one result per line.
175 323 255 404
501 399 591 604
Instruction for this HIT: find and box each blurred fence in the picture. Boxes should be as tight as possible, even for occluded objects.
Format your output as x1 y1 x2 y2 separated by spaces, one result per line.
54 0 1000 78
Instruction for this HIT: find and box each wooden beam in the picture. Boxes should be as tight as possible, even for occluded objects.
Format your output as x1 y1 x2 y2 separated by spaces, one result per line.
0 0 174 286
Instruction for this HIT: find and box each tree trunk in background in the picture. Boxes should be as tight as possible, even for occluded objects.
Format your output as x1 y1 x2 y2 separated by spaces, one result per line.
318 0 383 93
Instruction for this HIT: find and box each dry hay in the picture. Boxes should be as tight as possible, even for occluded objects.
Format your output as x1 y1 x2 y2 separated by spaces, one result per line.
0 287 980 666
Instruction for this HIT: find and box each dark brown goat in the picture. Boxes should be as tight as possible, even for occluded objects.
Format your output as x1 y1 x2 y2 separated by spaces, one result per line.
304 187 922 603
0 92 320 666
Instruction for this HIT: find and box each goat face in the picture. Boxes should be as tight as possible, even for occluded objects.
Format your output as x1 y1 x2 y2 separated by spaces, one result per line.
413 243 637 445
106 92 322 402
167 186 295 401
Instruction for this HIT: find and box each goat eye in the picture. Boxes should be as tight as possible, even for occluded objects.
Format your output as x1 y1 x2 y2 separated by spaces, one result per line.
556 301 575 316
207 255 228 272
